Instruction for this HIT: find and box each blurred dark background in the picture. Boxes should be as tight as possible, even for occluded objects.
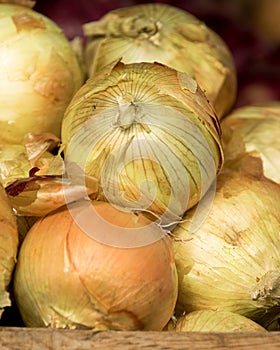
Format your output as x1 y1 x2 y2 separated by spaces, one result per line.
33 0 280 110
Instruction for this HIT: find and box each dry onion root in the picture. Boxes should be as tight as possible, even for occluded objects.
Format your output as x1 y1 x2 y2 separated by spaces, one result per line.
0 182 18 318
165 310 267 332
83 3 237 118
171 154 280 330
61 60 223 227
13 200 178 330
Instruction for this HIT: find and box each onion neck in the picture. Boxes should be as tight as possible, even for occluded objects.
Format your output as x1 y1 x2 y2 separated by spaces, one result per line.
120 15 158 39
115 103 139 130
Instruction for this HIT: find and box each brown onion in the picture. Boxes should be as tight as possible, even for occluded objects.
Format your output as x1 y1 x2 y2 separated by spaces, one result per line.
14 199 178 330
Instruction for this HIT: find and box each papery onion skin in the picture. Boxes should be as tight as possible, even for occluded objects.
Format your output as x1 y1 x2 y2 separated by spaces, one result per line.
0 4 84 144
0 182 18 317
165 310 267 332
0 143 63 187
13 200 178 330
83 3 237 118
171 155 280 330
61 60 223 226
221 102 280 184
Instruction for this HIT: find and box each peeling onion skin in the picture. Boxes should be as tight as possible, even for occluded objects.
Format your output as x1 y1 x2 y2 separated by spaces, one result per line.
0 4 84 144
172 155 280 330
165 310 267 332
0 182 19 318
13 200 178 330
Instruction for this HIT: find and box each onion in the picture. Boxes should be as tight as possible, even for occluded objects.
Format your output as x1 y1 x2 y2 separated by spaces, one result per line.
13 199 178 330
221 102 280 183
0 3 84 144
83 3 237 118
165 310 267 332
61 60 223 226
0 182 18 318
171 154 280 330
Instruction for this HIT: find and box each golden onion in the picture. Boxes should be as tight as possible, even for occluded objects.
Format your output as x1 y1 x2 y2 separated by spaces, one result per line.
0 3 84 144
14 199 178 330
172 154 280 330
61 60 223 226
0 182 18 318
221 102 280 183
83 3 237 118
165 310 267 332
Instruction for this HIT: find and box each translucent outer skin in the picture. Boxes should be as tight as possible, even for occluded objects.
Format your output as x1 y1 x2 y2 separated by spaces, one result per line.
13 200 178 330
0 183 18 317
83 3 237 118
0 4 84 144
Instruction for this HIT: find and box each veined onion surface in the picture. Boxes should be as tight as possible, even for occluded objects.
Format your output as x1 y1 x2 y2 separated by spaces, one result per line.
61 60 223 226
172 155 280 330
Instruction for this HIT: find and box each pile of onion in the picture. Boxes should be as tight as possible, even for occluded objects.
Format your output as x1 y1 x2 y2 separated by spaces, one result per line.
13 199 178 330
5 0 280 334
171 154 280 330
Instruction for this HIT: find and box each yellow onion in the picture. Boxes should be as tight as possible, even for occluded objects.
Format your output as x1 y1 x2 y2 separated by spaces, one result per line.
165 310 267 332
13 199 178 330
61 60 223 226
0 3 84 144
83 3 237 118
0 182 18 318
221 102 280 183
171 154 280 330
